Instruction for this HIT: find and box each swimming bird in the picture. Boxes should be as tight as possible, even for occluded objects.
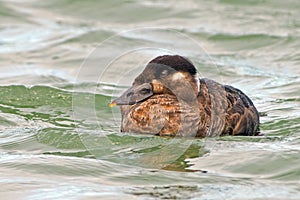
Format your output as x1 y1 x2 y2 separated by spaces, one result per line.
110 55 260 137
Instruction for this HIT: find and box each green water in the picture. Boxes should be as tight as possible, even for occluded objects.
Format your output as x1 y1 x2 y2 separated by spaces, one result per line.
0 0 300 199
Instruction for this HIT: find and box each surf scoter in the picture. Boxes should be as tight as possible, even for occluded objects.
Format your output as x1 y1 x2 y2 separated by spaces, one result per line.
110 55 260 137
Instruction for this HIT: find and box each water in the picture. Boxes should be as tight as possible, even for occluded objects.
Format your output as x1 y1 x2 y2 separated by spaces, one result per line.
0 0 299 199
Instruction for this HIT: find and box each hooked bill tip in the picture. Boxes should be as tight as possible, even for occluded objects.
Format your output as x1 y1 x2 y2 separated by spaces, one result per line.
109 102 117 108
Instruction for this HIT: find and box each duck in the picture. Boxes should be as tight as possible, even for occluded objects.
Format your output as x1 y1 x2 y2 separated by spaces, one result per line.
110 55 260 137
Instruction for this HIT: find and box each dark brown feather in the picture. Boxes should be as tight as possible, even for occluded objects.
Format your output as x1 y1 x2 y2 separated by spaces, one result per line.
119 78 260 137
115 55 260 137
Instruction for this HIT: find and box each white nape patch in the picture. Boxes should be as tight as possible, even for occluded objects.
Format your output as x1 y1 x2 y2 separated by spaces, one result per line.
161 70 168 76
194 73 200 92
172 72 185 81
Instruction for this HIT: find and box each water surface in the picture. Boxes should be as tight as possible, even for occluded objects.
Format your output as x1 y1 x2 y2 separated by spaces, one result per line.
0 0 300 199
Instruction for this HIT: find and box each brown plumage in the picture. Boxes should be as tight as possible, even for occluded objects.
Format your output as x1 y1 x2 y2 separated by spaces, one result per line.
110 55 260 137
